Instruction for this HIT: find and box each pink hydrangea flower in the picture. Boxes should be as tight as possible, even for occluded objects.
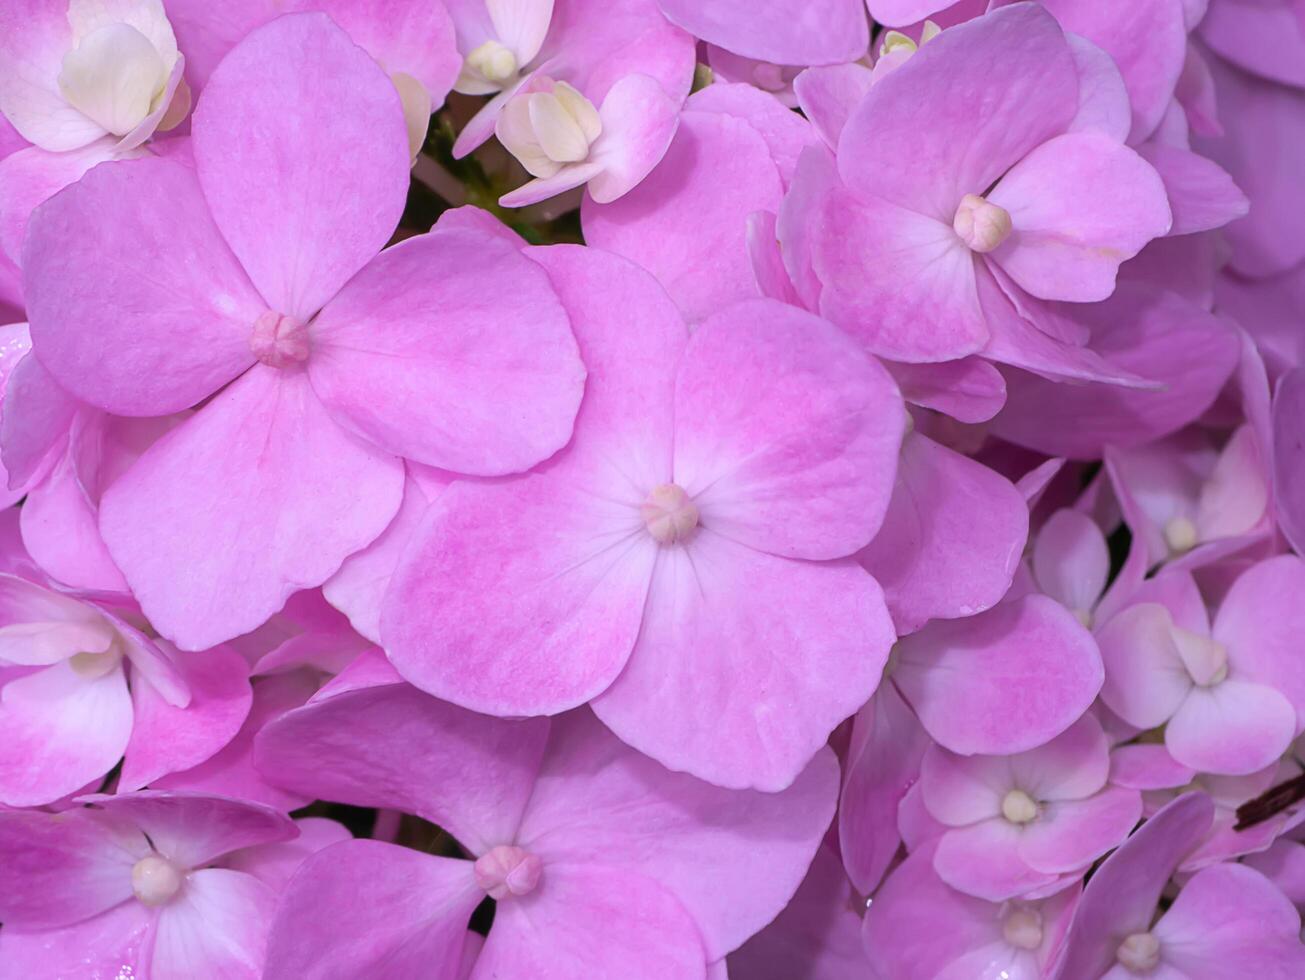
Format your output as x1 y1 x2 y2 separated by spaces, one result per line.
23 14 585 650
920 714 1143 901
383 247 905 791
1097 557 1305 775
253 668 838 978
0 791 326 979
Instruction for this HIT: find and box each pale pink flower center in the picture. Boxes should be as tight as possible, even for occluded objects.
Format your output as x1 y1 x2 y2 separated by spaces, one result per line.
1116 932 1162 972
1163 515 1198 555
1001 788 1040 824
250 311 310 368
1001 906 1044 950
953 194 1013 253
641 483 700 544
1173 628 1229 688
131 854 185 906
473 844 543 900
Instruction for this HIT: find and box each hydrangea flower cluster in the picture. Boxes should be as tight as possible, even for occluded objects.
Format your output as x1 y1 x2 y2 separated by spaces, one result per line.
0 0 1302 977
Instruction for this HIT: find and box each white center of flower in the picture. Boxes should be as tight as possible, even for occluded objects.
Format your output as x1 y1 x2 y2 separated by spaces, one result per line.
131 854 185 907
1116 932 1161 973
1163 516 1198 555
69 645 123 679
641 484 700 545
1001 789 1040 825
58 22 170 135
1002 906 1044 950
473 844 542 900
1172 627 1229 688
467 40 519 85
953 194 1013 253
497 80 602 179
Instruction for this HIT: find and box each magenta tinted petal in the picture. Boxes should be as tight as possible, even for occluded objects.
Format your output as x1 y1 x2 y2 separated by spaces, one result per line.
1166 681 1297 776
894 595 1103 756
1139 142 1249 237
266 841 480 980
1215 556 1305 727
675 299 905 560
1275 369 1305 555
934 819 1059 901
255 681 547 855
593 533 893 791
100 368 403 650
859 433 1027 634
192 13 409 319
23 156 260 415
1018 787 1142 874
657 0 868 65
308 228 583 475
0 900 152 978
151 867 276 978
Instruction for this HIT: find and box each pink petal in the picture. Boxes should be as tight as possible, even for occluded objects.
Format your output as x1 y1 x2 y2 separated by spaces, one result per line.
516 711 838 959
656 0 868 65
859 432 1027 634
1053 792 1214 979
1033 509 1109 618
1154 863 1305 978
1025 0 1188 144
153 671 319 810
813 187 988 362
0 0 106 151
151 868 276 979
1 344 79 491
0 806 144 928
84 791 297 870
1018 786 1143 874
0 900 152 977
191 13 409 319
120 645 253 792
255 680 547 856
586 73 681 204
991 283 1239 459
1215 555 1305 728
382 246 682 715
894 595 1103 756
1096 602 1192 730
987 132 1171 303
1138 142 1249 237
1244 840 1305 909
307 227 584 475
592 531 893 791
1109 743 1195 791
1199 0 1305 89
675 299 904 560
265 840 479 980
934 819 1061 901
919 747 1010 827
686 82 814 186
793 63 874 150
99 367 403 651
322 464 451 643
0 658 130 806
1009 714 1112 803
867 0 964 26
727 846 868 980
838 4 1077 221
472 864 707 980
582 109 785 323
838 684 932 894
220 816 352 893
884 359 1008 424
1166 680 1297 776
1275 370 1305 557
1065 33 1130 142
23 156 261 415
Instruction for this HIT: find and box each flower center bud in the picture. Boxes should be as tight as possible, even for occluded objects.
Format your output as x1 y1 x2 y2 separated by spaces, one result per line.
1163 516 1198 555
1001 789 1039 825
641 483 700 545
953 194 1013 253
131 854 185 906
467 40 519 85
1001 906 1044 950
473 845 543 901
497 80 602 179
1172 627 1229 688
1116 932 1161 973
250 311 310 368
